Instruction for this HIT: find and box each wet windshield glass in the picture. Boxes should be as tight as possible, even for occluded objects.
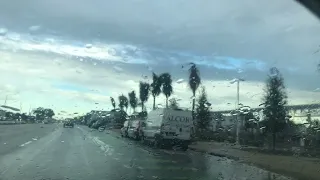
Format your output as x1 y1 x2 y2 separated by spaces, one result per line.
0 0 320 180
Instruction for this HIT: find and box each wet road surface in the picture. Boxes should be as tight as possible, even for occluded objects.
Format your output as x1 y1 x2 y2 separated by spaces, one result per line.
0 125 294 180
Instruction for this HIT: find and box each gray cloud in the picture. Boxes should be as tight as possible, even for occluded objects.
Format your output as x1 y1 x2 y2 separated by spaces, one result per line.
1 0 320 114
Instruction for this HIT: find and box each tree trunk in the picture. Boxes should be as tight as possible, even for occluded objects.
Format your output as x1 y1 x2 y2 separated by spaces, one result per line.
141 103 144 112
166 97 168 108
153 95 156 110
192 92 195 119
272 132 276 151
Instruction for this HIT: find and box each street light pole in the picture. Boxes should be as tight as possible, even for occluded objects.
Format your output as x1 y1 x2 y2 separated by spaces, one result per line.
229 78 244 145
236 80 240 144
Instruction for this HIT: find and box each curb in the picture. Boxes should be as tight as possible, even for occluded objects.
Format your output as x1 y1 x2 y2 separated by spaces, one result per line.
188 147 240 161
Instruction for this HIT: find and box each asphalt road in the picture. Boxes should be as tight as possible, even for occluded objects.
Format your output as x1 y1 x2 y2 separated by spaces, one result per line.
0 125 295 180
0 123 59 156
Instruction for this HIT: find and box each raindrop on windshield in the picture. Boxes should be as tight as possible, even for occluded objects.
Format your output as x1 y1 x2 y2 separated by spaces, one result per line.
29 25 41 32
113 66 123 73
269 67 279 77
147 66 153 71
0 28 7 36
107 48 116 56
85 44 93 49
176 79 184 84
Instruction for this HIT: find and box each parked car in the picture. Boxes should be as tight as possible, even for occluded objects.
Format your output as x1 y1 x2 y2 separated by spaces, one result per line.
127 120 145 140
98 126 105 132
120 120 129 137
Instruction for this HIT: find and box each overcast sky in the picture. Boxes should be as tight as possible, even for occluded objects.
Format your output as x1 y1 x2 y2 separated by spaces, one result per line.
1 0 320 118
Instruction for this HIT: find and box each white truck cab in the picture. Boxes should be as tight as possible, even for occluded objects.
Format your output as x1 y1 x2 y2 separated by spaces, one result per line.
141 108 194 150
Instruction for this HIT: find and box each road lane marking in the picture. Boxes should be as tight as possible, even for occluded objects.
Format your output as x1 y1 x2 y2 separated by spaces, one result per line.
20 141 32 147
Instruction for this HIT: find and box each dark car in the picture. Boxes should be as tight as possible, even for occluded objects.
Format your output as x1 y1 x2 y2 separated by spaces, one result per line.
63 121 74 128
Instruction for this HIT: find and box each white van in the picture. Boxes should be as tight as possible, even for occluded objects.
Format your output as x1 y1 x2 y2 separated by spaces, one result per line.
141 108 194 150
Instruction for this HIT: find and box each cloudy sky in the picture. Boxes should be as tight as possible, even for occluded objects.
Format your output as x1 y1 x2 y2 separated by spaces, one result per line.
1 0 320 118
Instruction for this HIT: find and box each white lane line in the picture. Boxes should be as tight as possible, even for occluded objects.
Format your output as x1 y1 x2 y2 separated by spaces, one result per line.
20 141 32 147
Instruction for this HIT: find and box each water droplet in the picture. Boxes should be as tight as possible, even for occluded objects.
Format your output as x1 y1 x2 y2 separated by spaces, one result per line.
0 28 8 36
176 79 184 84
85 44 93 49
107 48 116 56
113 66 123 73
269 67 279 77
29 25 41 31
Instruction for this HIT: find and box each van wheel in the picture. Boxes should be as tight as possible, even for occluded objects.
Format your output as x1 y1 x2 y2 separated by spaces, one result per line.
153 136 162 149
181 145 188 151
135 134 140 141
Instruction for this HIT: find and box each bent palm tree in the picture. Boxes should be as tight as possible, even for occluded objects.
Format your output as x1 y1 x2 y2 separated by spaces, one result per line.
128 91 138 113
110 97 116 110
139 82 150 112
118 95 128 112
160 73 173 108
150 73 162 110
188 63 201 119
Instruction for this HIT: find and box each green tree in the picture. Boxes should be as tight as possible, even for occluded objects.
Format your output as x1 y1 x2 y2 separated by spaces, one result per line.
195 86 211 130
188 63 201 119
160 73 173 108
110 97 116 110
262 67 288 150
128 91 138 113
139 82 150 112
169 98 179 109
44 109 55 118
118 95 129 112
150 73 162 110
21 113 28 121
33 107 45 120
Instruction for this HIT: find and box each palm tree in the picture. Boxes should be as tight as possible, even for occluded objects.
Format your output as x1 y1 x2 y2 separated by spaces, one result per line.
150 72 162 110
160 73 173 108
128 91 138 113
118 95 128 111
110 97 116 110
188 63 201 118
123 96 129 112
139 82 150 112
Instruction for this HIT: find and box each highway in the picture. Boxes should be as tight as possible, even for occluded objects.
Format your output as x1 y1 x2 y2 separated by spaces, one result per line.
0 124 293 180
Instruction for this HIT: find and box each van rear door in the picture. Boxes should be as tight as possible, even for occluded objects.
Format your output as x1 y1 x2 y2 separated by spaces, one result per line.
161 109 193 140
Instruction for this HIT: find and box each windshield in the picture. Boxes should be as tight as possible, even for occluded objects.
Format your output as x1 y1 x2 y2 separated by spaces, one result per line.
1 1 320 180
